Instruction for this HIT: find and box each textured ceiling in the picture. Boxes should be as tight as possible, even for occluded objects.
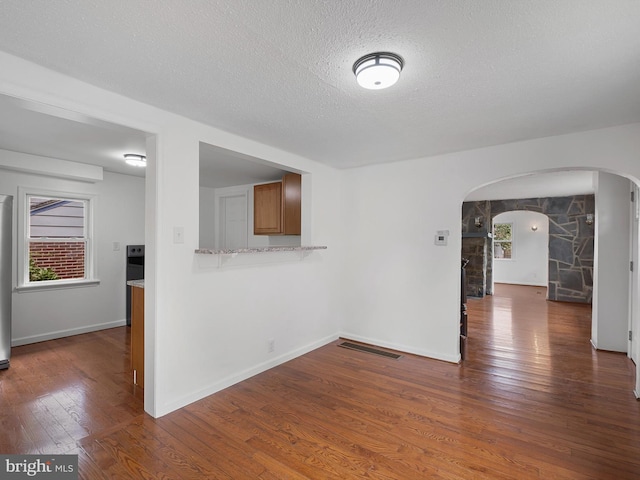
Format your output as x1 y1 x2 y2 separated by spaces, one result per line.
0 1 639 169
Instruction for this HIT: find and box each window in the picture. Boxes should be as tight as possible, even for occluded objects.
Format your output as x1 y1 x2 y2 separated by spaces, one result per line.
19 188 97 289
493 222 513 259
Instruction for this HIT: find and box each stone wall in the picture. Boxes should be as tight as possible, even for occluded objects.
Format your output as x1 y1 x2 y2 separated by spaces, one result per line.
461 201 491 297
461 195 595 303
461 236 488 297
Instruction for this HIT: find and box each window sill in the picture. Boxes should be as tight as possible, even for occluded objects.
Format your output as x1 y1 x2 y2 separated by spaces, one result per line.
16 279 100 293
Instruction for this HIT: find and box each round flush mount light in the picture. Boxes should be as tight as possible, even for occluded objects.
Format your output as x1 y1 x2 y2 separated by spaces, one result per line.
353 52 404 90
124 153 146 167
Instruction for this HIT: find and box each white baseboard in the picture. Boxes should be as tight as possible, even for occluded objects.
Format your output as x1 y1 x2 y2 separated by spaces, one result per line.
338 332 461 364
157 333 341 417
12 319 127 346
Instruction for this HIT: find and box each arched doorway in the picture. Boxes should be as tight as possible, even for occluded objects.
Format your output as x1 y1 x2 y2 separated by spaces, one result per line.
462 194 594 303
491 211 549 294
460 170 638 400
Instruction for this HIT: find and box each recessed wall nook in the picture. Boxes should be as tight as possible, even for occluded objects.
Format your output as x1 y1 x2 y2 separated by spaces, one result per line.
198 142 326 267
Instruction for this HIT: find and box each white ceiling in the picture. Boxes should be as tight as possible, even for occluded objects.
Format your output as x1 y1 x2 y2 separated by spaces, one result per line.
0 93 289 187
0 1 638 181
0 94 148 178
199 143 291 189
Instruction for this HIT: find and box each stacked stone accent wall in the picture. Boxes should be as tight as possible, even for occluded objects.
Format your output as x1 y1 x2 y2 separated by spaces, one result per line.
461 201 491 297
461 237 488 297
462 195 595 303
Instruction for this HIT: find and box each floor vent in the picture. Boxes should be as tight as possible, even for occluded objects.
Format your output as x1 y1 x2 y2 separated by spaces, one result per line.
338 342 402 359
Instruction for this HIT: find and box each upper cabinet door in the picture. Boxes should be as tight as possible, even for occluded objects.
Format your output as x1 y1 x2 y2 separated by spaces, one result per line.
254 182 283 234
254 173 302 236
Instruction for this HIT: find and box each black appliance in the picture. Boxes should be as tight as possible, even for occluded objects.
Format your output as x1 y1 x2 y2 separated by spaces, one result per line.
126 245 144 326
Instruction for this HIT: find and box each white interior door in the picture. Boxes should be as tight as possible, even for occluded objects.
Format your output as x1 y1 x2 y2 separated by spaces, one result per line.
631 185 639 362
220 194 248 249
629 183 640 397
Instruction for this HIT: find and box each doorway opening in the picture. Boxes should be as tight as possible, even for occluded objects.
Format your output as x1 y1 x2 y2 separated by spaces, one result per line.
460 170 640 398
491 211 549 294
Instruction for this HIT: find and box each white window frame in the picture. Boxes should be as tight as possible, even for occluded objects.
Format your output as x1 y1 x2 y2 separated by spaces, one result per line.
17 187 99 291
493 221 514 261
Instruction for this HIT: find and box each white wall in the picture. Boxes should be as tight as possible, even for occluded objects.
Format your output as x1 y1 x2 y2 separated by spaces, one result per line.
0 150 145 345
493 211 548 287
340 123 640 365
592 172 631 352
151 128 343 416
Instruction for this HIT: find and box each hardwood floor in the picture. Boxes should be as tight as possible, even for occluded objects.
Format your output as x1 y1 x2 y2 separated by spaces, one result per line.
2 284 639 478
0 327 143 456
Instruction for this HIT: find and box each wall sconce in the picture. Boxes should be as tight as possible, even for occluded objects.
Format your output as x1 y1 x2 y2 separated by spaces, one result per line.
531 225 538 232
474 216 483 228
586 213 594 226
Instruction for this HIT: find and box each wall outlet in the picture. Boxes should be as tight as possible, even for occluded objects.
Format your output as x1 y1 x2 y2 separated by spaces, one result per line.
268 339 275 353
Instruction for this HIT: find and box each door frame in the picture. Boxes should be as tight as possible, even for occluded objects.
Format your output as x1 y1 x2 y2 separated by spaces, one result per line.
214 187 249 249
630 183 640 396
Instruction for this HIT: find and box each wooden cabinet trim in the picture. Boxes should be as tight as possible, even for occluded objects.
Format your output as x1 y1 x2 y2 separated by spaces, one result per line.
130 286 144 391
282 173 301 235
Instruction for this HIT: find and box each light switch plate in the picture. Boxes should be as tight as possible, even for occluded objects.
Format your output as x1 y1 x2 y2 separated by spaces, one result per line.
173 226 184 244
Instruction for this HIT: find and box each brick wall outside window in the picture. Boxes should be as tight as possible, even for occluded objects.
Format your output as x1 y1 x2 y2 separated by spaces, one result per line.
29 242 85 279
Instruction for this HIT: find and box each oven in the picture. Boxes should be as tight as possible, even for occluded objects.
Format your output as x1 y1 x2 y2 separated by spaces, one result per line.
126 245 144 326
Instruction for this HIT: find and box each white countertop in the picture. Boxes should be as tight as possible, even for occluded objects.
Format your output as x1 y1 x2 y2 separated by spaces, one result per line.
127 279 144 289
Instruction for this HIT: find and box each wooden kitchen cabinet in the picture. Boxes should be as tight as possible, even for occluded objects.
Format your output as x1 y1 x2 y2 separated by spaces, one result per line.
130 286 144 392
254 181 283 234
282 173 301 235
254 173 301 235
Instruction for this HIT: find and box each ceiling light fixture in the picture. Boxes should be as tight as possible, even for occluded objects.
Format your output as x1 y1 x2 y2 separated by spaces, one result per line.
124 153 146 167
353 52 404 90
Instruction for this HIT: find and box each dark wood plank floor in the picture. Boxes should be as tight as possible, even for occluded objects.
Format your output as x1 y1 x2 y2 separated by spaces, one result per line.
0 327 144 456
2 283 639 479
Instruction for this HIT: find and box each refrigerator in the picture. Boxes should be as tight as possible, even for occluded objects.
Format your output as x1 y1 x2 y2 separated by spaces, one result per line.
0 195 12 369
